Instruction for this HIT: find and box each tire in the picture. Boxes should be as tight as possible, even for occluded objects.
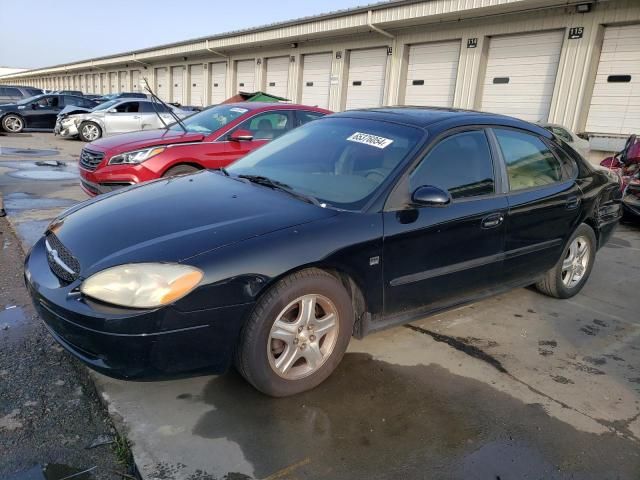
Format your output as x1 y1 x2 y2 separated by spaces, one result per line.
235 268 354 397
2 114 24 133
162 164 200 177
535 223 597 299
78 122 102 142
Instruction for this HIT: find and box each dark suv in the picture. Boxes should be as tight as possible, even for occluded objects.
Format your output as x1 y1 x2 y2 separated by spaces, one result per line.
0 85 43 104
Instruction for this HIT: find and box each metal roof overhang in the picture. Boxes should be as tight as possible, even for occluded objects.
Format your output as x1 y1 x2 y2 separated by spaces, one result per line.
1 0 607 79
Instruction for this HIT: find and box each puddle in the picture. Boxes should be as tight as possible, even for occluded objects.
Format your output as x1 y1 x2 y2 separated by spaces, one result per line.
8 170 78 181
0 147 60 157
0 306 27 328
4 192 77 211
5 464 95 480
192 353 637 479
0 306 34 341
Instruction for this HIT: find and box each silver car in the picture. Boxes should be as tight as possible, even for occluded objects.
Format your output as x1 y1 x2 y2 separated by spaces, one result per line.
538 122 590 158
55 98 191 142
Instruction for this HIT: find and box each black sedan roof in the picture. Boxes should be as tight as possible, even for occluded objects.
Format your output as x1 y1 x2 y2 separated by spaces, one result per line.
331 107 552 138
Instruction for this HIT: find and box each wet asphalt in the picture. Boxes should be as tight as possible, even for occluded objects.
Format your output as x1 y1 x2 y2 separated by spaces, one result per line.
0 132 639 479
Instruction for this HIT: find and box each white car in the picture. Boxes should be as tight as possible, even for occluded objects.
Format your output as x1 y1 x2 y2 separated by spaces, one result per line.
538 123 590 158
55 98 191 142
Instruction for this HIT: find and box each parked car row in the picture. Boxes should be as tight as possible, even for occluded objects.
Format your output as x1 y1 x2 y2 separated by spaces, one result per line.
25 105 623 397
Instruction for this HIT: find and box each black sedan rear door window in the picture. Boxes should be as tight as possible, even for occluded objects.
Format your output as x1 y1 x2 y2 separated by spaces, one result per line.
494 129 563 191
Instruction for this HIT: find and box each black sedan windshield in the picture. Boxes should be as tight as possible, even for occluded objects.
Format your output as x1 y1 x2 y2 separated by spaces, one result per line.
227 117 423 210
169 105 249 134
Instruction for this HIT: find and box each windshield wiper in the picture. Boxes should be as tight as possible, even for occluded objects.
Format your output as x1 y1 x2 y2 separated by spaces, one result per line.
216 167 230 176
238 175 323 207
142 78 188 133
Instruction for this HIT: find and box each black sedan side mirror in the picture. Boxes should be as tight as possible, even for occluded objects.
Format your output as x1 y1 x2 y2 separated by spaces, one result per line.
31 103 37 110
411 185 451 207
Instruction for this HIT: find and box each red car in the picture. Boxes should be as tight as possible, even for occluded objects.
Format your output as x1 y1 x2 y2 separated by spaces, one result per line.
78 102 330 196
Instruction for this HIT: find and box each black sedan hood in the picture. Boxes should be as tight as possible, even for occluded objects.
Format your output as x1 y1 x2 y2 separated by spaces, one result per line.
52 171 337 275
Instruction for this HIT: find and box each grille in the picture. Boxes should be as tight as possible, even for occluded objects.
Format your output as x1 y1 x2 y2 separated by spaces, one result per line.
79 149 105 171
45 233 81 283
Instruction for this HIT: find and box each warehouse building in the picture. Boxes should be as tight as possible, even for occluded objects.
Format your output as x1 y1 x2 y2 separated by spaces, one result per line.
1 0 639 158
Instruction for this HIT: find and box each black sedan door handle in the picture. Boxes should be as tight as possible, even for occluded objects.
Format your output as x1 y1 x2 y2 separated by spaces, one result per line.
566 195 580 210
481 213 504 229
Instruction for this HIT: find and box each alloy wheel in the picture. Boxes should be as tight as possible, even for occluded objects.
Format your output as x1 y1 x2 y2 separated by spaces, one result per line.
4 116 23 132
267 294 339 380
561 236 590 288
81 124 100 141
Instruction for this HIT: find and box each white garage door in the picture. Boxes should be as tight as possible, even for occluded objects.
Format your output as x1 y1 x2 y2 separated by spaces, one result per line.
265 56 289 99
405 41 460 107
131 70 141 92
155 68 169 100
172 66 185 104
93 74 99 93
345 48 388 110
301 52 332 108
480 30 564 122
109 72 117 93
586 24 640 135
85 75 91 93
100 74 107 94
236 60 255 92
119 71 129 92
188 64 204 107
210 62 227 104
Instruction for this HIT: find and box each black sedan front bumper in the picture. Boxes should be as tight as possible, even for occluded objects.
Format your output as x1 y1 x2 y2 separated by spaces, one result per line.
25 237 253 379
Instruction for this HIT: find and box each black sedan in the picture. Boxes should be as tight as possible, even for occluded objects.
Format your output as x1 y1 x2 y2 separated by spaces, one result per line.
0 94 97 133
25 108 622 396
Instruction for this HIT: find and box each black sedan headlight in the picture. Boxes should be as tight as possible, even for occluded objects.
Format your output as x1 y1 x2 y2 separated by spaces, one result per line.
80 263 203 308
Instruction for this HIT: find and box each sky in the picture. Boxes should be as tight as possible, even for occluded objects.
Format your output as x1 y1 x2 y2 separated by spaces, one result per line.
0 0 374 69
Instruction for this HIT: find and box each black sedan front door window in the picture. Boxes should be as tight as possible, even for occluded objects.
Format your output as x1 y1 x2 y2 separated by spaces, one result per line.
383 129 508 317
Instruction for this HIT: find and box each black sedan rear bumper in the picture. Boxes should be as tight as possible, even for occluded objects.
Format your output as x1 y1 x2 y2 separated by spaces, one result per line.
25 238 253 380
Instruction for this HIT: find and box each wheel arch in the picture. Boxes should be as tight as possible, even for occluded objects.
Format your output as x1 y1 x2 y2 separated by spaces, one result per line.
160 160 205 177
250 263 370 339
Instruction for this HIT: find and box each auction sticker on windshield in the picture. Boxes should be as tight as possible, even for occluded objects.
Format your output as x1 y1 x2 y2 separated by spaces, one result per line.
230 107 249 114
346 132 394 149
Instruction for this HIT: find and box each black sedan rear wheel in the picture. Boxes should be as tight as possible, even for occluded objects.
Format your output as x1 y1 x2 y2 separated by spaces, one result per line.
2 114 24 133
235 268 354 397
535 224 596 299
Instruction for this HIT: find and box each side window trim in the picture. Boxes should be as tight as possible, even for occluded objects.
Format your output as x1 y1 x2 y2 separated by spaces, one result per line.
486 128 509 195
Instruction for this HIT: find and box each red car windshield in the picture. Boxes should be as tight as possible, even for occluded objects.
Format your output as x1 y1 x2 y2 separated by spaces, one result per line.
168 105 250 134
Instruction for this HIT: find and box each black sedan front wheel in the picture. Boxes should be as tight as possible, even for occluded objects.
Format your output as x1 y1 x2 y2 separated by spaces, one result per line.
236 268 354 397
2 114 24 133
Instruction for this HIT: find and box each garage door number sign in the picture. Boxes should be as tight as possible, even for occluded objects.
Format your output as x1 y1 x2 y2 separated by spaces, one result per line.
568 27 584 39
